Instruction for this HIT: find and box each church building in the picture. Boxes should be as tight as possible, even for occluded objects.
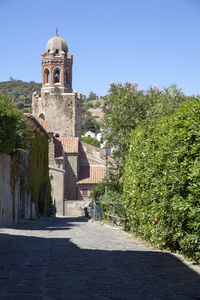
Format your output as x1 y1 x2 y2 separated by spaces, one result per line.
32 33 105 216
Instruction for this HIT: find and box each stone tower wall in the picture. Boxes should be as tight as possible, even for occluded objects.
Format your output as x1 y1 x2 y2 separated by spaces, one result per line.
32 92 82 138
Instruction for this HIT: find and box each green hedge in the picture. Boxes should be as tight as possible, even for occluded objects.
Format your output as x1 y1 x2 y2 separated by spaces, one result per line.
123 100 200 262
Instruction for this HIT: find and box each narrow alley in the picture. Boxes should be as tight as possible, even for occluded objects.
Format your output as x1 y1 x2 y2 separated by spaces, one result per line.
0 217 199 300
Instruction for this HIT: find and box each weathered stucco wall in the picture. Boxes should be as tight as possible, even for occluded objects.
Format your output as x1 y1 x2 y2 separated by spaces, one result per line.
63 154 78 200
49 166 65 216
32 92 82 138
0 154 13 227
79 142 105 165
77 184 96 201
64 200 90 217
0 153 37 227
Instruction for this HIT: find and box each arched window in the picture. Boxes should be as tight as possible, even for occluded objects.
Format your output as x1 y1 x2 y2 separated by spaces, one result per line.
54 69 60 83
44 68 49 84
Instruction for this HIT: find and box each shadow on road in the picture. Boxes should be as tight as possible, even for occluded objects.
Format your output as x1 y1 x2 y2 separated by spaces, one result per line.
5 216 88 231
0 218 200 299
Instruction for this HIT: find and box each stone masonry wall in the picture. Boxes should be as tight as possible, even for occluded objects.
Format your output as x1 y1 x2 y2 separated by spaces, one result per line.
63 154 78 200
32 92 82 138
79 142 105 166
49 166 65 216
0 154 13 227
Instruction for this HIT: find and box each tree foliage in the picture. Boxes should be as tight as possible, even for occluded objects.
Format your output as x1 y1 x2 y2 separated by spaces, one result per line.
0 78 41 112
0 93 31 154
82 109 100 134
102 83 191 154
88 91 98 100
123 100 200 262
102 82 193 191
81 136 100 148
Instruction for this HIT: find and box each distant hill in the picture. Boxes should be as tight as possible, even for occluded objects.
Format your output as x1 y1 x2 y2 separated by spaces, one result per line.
0 78 41 112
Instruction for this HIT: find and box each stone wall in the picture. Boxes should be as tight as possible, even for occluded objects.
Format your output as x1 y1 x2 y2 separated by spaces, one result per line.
77 184 96 201
32 92 82 139
63 154 78 200
0 154 13 227
48 134 55 166
49 166 65 216
0 153 37 227
64 200 90 217
79 142 105 165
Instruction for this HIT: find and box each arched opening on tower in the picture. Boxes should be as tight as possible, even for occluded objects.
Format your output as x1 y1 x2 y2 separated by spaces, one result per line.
39 113 45 120
54 69 60 83
44 68 49 84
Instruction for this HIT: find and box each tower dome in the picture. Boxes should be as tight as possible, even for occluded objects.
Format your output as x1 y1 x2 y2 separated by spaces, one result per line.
46 35 68 53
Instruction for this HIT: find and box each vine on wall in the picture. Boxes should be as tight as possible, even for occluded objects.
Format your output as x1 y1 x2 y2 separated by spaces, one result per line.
28 130 52 215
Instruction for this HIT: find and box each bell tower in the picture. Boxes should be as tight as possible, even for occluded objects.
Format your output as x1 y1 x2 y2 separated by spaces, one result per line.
41 31 73 93
32 33 82 138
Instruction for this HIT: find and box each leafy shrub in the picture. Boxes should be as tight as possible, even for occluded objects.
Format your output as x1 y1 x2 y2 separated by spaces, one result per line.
99 191 124 223
123 100 200 262
89 182 105 200
82 136 101 148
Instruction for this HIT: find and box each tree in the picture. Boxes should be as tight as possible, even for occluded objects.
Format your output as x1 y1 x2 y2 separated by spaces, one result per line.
102 82 192 192
82 110 100 134
88 91 98 100
0 79 41 112
0 93 31 154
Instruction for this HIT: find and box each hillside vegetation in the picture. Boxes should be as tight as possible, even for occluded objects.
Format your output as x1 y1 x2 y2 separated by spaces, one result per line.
0 78 41 112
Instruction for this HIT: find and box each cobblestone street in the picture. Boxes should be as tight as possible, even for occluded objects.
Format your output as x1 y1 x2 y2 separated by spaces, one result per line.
0 217 200 300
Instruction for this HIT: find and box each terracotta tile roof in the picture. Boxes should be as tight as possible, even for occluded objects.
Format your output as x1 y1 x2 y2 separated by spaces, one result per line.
77 165 106 184
58 137 79 153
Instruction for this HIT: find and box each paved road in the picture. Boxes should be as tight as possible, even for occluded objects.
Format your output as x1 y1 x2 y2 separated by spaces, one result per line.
0 217 200 300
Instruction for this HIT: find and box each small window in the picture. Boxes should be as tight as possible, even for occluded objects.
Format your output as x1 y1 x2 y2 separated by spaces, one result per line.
56 49 59 54
54 69 60 83
82 189 89 197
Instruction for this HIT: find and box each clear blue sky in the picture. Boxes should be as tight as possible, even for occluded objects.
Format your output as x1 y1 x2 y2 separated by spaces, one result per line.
1 0 200 97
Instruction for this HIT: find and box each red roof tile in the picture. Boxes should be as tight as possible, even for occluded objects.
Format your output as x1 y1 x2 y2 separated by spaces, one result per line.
58 137 79 153
77 165 105 184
